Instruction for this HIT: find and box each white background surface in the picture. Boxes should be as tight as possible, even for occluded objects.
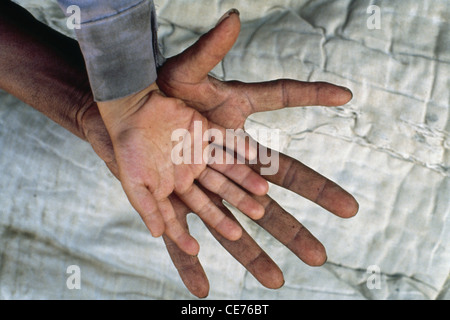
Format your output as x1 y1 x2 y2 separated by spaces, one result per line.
1 0 449 299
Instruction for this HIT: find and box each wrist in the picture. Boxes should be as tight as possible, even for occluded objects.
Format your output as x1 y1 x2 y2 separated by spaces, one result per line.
97 82 160 132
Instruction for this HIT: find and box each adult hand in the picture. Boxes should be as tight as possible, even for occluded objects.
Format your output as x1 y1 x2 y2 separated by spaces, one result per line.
157 10 358 219
154 10 359 296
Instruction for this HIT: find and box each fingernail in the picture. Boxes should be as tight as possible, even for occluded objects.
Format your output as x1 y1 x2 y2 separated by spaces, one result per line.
216 8 240 26
341 86 352 93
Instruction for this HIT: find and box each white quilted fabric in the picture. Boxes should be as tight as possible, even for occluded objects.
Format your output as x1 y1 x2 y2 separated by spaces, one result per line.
1 0 448 299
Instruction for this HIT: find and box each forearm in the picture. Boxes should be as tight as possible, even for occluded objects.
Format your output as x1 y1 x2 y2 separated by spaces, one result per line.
0 1 93 140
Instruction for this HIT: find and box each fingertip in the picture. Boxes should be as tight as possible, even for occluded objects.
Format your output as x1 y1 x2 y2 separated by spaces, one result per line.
336 192 359 219
318 83 353 106
339 86 353 104
328 85 353 106
187 238 201 257
266 272 285 290
248 254 285 289
253 179 270 196
308 243 328 267
264 265 285 289
147 213 166 238
287 224 328 266
190 280 210 299
219 219 243 241
211 212 243 241
194 287 210 299
216 8 240 27
229 225 243 241
316 181 359 219
180 265 210 299
174 234 201 257
249 203 265 221
344 196 359 218
149 223 165 238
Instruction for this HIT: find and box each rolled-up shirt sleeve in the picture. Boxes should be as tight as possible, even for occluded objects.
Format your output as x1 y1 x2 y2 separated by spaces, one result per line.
57 0 159 102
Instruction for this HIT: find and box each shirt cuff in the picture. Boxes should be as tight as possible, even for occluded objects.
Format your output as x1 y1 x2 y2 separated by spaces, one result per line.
73 1 158 101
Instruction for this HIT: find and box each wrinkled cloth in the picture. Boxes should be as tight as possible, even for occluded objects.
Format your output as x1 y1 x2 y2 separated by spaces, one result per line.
0 0 449 299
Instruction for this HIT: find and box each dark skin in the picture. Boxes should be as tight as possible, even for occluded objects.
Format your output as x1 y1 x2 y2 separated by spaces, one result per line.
0 1 358 297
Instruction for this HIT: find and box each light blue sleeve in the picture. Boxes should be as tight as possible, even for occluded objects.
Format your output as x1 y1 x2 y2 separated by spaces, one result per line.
57 0 161 102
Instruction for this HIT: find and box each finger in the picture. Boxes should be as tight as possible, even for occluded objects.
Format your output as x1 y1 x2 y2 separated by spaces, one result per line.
230 79 353 114
176 183 243 241
122 183 165 237
208 150 269 196
252 194 328 266
157 197 200 256
198 167 265 220
163 194 210 298
164 9 241 83
203 189 284 289
206 122 258 162
163 235 209 298
250 145 359 218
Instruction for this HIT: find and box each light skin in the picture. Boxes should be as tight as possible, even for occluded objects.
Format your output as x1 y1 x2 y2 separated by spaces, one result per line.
98 82 270 255
0 2 358 298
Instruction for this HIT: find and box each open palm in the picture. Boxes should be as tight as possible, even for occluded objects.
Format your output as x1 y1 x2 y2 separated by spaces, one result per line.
97 84 267 256
157 12 357 218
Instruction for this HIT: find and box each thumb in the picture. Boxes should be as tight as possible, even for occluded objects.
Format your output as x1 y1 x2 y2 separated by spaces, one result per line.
166 9 241 82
